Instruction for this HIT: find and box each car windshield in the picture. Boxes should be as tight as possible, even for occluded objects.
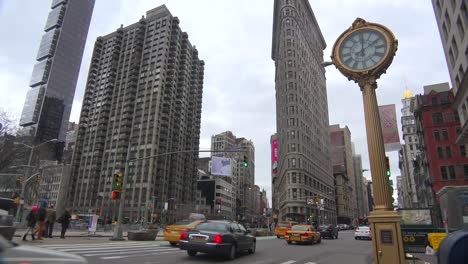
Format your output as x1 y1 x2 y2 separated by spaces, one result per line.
277 222 291 227
319 226 329 230
358 226 370 231
194 222 227 232
291 226 309 231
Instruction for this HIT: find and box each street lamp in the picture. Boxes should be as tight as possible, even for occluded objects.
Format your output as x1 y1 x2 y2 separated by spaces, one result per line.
14 138 58 222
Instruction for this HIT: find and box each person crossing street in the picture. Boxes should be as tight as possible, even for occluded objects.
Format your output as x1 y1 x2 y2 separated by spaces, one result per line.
45 205 57 238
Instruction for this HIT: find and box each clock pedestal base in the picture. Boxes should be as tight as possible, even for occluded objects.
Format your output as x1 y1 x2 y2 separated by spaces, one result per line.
368 211 405 264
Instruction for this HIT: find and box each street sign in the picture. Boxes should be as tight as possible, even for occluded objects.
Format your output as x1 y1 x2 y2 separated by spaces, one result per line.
307 198 314 205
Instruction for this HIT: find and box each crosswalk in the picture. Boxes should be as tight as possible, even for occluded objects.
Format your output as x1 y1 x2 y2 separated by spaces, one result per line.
38 241 184 260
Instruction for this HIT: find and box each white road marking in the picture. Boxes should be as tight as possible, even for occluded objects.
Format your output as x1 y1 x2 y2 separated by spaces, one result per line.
100 250 184 259
280 261 297 264
83 247 179 256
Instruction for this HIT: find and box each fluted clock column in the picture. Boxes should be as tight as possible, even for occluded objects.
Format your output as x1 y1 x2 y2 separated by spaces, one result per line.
359 78 393 211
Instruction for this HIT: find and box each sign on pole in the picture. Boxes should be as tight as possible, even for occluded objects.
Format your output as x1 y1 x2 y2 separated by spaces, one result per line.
88 215 98 233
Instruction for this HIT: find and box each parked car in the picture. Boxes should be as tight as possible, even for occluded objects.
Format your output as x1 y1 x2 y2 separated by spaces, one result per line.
284 224 321 245
354 226 372 240
274 220 298 238
179 220 256 260
318 224 338 239
164 219 203 246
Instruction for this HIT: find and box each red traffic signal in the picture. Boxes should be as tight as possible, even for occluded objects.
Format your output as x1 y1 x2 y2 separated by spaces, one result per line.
111 191 121 200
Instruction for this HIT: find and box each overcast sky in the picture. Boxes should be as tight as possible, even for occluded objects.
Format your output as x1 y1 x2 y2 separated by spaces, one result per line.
0 0 450 202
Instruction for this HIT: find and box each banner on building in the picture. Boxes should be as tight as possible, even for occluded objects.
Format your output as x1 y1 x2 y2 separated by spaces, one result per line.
379 104 401 152
271 137 278 175
211 156 232 177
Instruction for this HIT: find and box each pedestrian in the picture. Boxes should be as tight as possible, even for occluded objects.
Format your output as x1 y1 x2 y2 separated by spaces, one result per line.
45 205 57 238
22 206 37 241
34 204 47 240
59 208 71 239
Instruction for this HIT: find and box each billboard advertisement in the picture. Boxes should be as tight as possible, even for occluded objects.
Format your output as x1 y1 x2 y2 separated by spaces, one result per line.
211 156 232 177
379 104 401 152
271 137 278 175
400 209 432 225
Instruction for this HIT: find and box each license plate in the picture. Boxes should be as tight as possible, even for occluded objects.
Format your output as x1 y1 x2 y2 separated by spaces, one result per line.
193 236 206 241
172 230 179 234
292 234 300 236
291 236 300 241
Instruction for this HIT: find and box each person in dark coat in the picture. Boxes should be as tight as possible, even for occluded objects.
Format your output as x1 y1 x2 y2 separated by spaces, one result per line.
59 208 72 239
22 206 37 241
45 205 57 238
34 204 47 240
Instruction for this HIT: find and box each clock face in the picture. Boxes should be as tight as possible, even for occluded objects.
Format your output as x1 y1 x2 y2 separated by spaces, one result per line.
338 29 388 71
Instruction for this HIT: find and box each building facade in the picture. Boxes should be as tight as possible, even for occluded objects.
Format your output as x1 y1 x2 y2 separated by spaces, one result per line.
413 83 468 213
330 125 357 225
211 131 255 221
271 0 336 223
69 5 204 223
353 155 367 219
20 0 95 158
398 89 420 208
432 0 468 143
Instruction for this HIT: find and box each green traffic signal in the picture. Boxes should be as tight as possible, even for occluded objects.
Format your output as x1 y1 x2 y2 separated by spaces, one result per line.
385 156 391 177
243 155 248 167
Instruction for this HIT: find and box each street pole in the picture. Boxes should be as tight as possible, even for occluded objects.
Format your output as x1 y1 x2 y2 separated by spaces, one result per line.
112 146 131 240
14 148 34 223
150 195 156 224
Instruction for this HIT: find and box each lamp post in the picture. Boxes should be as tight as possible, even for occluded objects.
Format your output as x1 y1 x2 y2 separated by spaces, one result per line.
14 138 58 222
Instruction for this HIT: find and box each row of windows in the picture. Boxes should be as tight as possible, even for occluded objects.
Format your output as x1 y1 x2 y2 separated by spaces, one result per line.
440 164 468 180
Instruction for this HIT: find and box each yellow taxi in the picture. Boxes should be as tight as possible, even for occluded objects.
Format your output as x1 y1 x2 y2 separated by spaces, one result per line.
284 224 321 245
274 221 298 238
163 220 202 246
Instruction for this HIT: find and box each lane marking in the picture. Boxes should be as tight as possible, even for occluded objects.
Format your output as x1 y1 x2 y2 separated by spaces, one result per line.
64 246 173 254
100 250 184 259
84 248 180 257
280 261 296 264
50 245 169 252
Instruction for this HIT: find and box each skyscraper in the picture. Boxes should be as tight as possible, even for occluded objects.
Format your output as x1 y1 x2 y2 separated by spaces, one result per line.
271 0 336 223
69 5 204 222
432 1 468 143
20 0 95 155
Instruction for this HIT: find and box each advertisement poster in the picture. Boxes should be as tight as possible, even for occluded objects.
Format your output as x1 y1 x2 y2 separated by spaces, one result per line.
271 136 278 175
88 214 98 233
379 104 401 152
211 156 232 177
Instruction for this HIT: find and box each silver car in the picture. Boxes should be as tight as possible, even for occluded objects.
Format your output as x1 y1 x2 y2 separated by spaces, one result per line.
0 235 87 264
354 226 372 240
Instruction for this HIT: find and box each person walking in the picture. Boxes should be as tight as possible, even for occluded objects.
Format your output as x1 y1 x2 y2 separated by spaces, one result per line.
34 204 47 240
45 205 57 238
59 208 71 239
22 206 37 241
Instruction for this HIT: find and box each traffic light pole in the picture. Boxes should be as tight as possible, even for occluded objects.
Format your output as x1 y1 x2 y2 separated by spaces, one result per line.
111 148 248 240
14 172 41 222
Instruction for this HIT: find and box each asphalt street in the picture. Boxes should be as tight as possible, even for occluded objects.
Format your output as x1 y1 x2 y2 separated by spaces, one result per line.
28 230 373 264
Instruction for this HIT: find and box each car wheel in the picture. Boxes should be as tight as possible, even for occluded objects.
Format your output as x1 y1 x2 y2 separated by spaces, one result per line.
227 244 236 260
248 241 256 254
317 238 321 244
277 235 280 238
187 250 197 257
169 242 178 246
335 234 338 239
355 237 358 240
286 240 292 244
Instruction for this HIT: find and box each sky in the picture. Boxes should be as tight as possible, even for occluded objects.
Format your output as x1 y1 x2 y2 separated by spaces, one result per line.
0 0 451 203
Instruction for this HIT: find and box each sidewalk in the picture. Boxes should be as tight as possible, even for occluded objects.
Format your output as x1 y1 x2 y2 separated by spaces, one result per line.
13 229 165 239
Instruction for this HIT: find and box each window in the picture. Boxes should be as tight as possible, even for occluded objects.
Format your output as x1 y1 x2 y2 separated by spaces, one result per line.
291 158 296 167
292 173 296 183
409 144 413 151
432 97 438 105
441 166 448 180
446 146 452 158
438 147 444 158
442 129 449 140
449 165 456 179
464 165 468 179
461 145 466 157
292 188 297 199
434 130 440 141
432 113 443 124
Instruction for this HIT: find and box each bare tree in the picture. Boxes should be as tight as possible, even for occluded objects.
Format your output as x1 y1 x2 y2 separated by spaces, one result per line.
0 108 19 136
0 108 21 172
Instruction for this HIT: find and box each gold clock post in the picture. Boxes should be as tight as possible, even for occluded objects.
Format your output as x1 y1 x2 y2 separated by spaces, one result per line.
331 18 405 264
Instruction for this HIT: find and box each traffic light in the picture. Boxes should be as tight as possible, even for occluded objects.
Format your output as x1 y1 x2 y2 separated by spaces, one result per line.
111 191 121 200
113 172 123 191
242 155 248 167
385 156 391 177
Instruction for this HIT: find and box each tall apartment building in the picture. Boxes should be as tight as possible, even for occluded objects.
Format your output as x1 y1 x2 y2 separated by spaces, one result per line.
271 0 336 223
432 0 468 143
413 83 468 215
20 0 95 159
330 125 357 225
69 5 204 222
211 131 255 221
398 89 420 208
353 155 366 219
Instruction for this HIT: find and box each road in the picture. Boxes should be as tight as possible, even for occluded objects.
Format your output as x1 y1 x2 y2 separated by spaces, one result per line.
26 230 373 264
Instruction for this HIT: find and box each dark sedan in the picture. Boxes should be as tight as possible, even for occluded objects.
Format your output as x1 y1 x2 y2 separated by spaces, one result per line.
179 220 256 260
318 224 338 239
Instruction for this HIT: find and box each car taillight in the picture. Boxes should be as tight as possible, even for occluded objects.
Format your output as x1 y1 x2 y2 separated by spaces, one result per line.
287 225 291 229
180 232 187 240
213 233 223 243
285 231 289 236
303 233 309 237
